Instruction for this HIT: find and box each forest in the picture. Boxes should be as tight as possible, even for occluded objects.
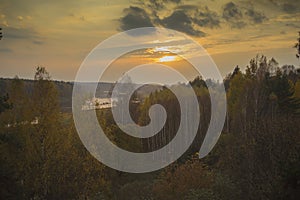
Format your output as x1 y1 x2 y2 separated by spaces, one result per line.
1 54 300 200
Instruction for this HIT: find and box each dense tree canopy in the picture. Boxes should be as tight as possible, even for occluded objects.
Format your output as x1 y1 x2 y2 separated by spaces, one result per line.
1 56 300 199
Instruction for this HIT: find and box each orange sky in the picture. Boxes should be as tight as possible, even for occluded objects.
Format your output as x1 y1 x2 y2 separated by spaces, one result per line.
0 0 299 81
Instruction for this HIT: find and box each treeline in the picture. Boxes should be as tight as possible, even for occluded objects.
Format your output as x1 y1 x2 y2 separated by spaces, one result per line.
0 68 112 199
1 55 300 199
0 78 116 113
0 78 160 113
0 77 73 112
130 55 300 200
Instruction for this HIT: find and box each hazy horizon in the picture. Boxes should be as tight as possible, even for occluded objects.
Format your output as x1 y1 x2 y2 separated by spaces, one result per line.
0 0 299 81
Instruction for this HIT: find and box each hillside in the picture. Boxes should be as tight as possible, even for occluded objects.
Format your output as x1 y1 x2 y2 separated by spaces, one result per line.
0 78 163 112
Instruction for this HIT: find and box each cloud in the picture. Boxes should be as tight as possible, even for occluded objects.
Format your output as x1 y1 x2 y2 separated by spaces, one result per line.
174 5 221 28
282 3 297 13
231 21 247 29
119 2 223 37
285 23 300 29
0 15 8 27
79 16 85 21
176 4 197 10
32 40 44 45
161 10 206 37
2 26 44 45
169 0 181 3
222 2 246 29
245 8 267 24
119 6 154 31
223 2 243 21
249 0 300 13
160 5 221 35
17 16 23 21
0 47 13 53
193 6 220 28
222 2 267 29
136 0 181 11
280 31 286 35
68 13 86 22
267 0 300 13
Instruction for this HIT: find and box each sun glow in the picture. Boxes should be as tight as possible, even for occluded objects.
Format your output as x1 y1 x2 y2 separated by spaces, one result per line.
158 55 178 62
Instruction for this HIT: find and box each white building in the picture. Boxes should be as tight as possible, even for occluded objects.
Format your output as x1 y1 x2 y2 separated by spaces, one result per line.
82 97 117 110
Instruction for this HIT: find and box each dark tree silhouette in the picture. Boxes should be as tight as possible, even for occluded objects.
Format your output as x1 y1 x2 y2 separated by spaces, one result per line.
295 31 300 60
0 94 12 113
0 27 2 40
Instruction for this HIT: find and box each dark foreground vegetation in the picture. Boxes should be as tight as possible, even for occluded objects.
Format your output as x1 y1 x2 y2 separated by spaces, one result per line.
1 55 300 200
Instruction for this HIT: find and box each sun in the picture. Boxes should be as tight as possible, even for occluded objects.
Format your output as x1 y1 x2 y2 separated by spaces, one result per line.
158 55 177 62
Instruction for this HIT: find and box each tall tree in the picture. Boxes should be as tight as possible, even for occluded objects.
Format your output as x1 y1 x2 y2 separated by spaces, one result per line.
0 27 3 40
8 76 32 123
29 67 60 199
0 94 11 114
295 31 300 60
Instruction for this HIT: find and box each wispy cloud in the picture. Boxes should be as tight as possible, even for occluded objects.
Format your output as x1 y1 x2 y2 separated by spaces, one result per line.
0 47 13 53
3 26 43 42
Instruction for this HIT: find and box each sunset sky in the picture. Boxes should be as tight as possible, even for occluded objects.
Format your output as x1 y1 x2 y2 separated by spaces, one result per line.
0 0 299 81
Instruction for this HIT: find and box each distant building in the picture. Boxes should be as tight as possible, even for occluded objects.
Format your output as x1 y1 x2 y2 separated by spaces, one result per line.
82 97 117 110
31 117 39 125
6 117 39 128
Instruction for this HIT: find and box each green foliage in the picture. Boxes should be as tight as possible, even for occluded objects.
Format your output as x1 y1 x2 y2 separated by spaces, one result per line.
184 189 218 200
1 57 300 199
270 73 300 114
0 67 111 199
0 94 12 114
